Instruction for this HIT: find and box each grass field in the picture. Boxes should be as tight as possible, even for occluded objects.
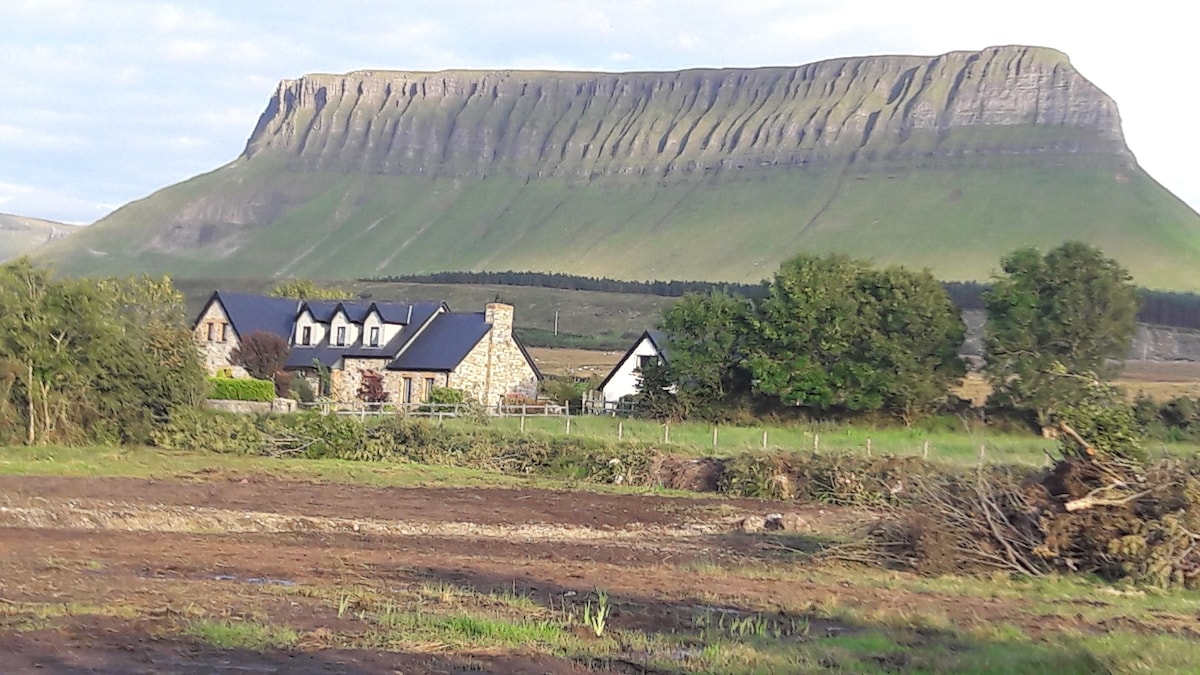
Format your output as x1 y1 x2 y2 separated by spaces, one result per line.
3 444 1200 673
38 160 1200 291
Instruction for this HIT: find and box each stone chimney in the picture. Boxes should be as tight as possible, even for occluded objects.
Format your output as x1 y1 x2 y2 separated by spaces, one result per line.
484 303 514 336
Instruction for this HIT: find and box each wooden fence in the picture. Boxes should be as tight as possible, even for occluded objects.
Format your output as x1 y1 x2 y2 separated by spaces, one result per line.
297 401 569 420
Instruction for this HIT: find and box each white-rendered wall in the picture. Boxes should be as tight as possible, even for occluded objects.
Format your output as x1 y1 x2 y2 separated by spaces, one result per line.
600 337 660 407
293 310 326 346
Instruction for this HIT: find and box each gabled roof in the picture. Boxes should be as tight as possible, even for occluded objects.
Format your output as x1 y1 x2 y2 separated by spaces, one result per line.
597 330 670 392
388 312 492 372
196 291 299 341
341 301 443 358
375 301 436 324
301 300 342 323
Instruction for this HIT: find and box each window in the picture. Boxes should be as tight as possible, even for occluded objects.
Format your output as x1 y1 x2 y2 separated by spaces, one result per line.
301 326 312 346
206 322 215 342
336 326 346 346
425 377 435 401
219 323 228 342
637 354 656 370
403 378 413 404
369 326 380 347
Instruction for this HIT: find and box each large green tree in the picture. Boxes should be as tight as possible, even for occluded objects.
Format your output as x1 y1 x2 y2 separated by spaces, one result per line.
983 242 1139 426
744 254 965 418
635 291 753 419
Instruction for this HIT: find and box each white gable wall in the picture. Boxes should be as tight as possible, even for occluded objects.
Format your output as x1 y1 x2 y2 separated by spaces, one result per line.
600 336 661 408
293 309 325 346
328 309 358 346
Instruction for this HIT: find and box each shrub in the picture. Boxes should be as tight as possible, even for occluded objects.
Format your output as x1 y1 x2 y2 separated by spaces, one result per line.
208 377 276 402
150 408 263 454
230 331 290 380
291 374 315 403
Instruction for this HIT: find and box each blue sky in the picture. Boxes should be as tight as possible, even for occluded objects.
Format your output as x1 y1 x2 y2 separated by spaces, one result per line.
0 0 1194 224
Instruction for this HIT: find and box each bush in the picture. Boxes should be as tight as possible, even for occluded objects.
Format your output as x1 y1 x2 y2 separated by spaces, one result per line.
208 377 276 402
291 374 316 403
150 408 263 454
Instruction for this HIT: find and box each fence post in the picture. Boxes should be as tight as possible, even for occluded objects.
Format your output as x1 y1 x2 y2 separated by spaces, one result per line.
712 426 718 449
978 444 986 465
664 423 670 444
618 421 623 441
814 433 819 453
566 414 571 435
922 439 929 459
762 430 768 450
520 414 526 432
866 437 871 457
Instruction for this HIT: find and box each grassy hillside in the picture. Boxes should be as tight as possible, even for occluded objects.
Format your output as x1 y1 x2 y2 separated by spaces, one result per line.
42 162 1200 290
0 213 78 262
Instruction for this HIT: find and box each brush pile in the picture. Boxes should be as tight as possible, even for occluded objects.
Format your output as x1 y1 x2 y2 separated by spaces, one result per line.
868 423 1200 587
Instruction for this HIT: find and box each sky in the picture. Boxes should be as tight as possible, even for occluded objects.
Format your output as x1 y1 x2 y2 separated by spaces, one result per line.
0 0 1195 224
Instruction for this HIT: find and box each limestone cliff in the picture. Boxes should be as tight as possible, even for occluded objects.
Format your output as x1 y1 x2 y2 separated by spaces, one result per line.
244 45 1131 179
38 46 1200 289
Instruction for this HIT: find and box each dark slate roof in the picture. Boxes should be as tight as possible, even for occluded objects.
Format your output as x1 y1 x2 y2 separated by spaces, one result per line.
200 292 299 341
286 342 345 369
301 300 342 323
375 301 441 324
388 312 491 372
336 301 375 323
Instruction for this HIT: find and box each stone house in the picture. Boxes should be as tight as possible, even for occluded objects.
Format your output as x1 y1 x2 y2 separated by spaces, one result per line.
193 291 541 406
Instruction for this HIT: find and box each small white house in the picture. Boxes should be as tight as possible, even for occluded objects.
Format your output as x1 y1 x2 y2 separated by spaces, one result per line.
597 330 668 411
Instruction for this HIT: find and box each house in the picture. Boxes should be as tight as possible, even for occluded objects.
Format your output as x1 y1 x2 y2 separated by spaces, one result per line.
597 330 669 411
193 291 541 407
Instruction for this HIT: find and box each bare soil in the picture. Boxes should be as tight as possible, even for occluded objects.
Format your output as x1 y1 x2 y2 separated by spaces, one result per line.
0 475 1189 673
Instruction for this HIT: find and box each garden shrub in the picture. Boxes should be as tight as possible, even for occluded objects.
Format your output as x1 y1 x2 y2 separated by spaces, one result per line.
208 377 276 402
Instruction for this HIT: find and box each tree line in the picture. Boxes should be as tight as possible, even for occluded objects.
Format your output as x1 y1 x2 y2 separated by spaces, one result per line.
636 242 1139 427
360 271 1200 330
0 259 206 445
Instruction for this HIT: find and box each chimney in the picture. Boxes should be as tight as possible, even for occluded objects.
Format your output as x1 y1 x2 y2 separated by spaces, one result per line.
484 303 513 336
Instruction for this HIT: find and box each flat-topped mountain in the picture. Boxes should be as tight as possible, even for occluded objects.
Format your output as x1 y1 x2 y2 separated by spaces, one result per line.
36 46 1200 289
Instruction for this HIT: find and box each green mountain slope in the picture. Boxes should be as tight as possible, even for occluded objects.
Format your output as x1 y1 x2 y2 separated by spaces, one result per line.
0 213 78 262
36 46 1200 290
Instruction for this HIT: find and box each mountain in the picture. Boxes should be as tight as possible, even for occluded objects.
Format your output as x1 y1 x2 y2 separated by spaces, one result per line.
36 46 1200 290
0 213 78 262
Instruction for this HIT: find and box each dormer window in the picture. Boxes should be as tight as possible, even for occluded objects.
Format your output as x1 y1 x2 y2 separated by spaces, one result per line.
336 326 346 346
369 326 380 347
301 326 312 346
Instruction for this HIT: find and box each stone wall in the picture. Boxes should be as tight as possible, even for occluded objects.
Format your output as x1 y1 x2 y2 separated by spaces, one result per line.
205 398 296 414
193 301 245 376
